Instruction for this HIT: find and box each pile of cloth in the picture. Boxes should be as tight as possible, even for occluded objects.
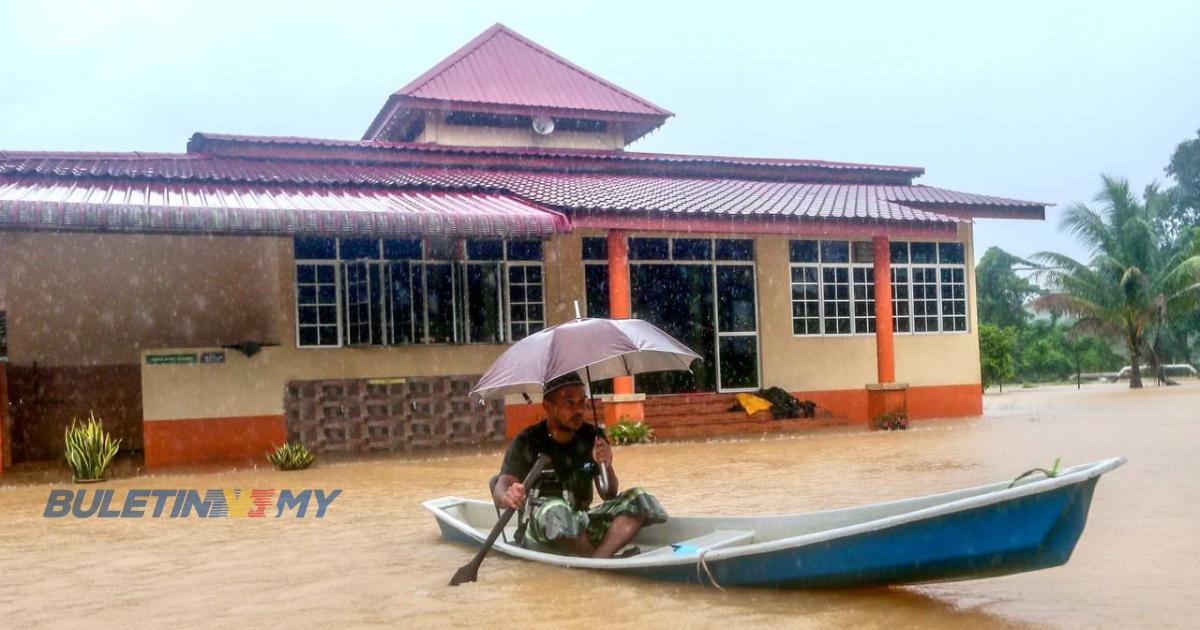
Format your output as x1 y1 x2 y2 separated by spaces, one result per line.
733 387 817 419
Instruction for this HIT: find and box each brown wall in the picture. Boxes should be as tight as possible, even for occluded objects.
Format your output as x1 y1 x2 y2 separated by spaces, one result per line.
6 364 141 462
0 231 285 461
0 231 283 367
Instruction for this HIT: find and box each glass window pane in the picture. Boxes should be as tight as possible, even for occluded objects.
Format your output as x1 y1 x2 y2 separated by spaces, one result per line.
789 240 819 263
466 240 503 260
506 240 544 261
294 237 336 260
890 241 909 263
383 239 422 260
851 241 875 263
339 238 380 260
299 327 320 347
582 236 608 261
298 306 318 325
629 237 669 260
389 261 414 344
296 265 316 283
425 264 455 343
910 242 937 264
317 265 335 283
716 266 756 333
820 241 850 263
938 242 965 264
718 336 759 390
672 238 712 260
464 263 501 343
585 264 610 318
715 239 754 261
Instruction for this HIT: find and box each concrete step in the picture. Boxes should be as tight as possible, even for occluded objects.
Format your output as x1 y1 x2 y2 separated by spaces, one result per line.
652 417 852 439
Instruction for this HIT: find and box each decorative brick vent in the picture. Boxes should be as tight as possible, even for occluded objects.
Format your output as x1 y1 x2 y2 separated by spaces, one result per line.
284 375 504 453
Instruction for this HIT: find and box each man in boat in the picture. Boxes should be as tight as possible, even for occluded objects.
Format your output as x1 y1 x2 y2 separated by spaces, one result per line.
492 372 667 558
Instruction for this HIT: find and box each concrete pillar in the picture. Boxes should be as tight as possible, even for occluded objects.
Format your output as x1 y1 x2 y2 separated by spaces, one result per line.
605 230 644 424
872 236 895 383
868 235 906 425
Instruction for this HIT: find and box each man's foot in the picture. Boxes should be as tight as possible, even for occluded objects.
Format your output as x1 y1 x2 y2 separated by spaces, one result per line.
615 545 641 559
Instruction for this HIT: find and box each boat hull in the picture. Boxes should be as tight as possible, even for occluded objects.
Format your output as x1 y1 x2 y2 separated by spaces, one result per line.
427 458 1120 589
625 477 1097 588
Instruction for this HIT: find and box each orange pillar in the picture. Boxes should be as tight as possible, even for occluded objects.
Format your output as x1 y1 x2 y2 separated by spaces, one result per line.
872 236 895 383
607 230 634 395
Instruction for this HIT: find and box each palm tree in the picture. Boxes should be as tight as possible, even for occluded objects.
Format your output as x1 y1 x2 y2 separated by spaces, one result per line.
1032 175 1200 388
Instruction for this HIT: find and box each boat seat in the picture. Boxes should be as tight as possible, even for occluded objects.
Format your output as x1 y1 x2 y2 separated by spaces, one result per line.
640 530 755 558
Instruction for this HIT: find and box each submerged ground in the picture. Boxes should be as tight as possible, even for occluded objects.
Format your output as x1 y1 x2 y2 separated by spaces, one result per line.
1 381 1196 629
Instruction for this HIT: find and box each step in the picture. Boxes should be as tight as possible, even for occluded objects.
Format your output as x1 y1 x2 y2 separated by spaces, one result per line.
653 418 851 439
645 411 774 427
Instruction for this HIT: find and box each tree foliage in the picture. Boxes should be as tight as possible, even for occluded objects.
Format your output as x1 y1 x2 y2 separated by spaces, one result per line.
976 247 1040 329
979 323 1015 389
1031 175 1200 388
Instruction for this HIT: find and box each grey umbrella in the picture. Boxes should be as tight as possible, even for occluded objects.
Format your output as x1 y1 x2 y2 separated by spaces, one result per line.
470 317 701 400
470 314 699 528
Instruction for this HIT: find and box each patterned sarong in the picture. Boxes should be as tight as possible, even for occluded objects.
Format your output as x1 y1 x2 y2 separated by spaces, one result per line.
526 487 667 548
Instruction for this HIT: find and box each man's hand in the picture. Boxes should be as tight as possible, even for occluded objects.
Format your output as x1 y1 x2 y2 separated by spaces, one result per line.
502 482 527 510
593 437 612 466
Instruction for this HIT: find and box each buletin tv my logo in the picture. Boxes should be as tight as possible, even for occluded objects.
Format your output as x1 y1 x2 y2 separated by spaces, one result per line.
43 489 342 518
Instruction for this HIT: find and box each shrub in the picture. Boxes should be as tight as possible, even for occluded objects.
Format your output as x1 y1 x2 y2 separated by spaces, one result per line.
64 411 121 482
870 411 909 431
267 442 315 471
608 418 655 445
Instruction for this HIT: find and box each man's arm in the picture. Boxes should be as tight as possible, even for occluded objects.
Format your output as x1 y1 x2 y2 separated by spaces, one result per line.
593 438 618 500
492 473 526 510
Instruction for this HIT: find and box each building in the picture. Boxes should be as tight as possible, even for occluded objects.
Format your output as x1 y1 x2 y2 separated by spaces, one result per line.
0 24 1044 472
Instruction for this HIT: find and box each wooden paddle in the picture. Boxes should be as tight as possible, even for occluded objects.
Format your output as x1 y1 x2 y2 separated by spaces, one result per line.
450 453 552 586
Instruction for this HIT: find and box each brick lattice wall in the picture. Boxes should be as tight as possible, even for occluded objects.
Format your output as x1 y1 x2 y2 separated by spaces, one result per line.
284 375 504 453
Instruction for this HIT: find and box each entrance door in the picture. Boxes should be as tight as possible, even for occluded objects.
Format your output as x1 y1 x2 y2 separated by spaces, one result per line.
715 265 760 391
630 265 715 394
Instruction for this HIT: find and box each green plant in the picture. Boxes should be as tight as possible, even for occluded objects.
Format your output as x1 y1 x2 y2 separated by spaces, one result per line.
267 442 315 471
607 418 655 445
64 411 120 482
1032 175 1200 388
869 411 908 431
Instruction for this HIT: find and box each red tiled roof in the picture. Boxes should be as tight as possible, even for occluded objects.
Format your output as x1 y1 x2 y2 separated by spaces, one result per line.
0 178 567 237
364 24 671 143
0 147 1047 227
396 24 670 117
185 133 926 179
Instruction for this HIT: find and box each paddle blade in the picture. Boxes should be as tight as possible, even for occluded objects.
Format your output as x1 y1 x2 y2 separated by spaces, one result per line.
449 562 479 586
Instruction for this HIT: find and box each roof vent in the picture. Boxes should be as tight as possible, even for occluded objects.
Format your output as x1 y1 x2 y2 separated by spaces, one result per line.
532 116 555 136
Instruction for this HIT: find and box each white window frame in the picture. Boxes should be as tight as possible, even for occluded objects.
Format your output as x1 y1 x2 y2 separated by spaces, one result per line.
888 241 970 336
294 260 343 349
294 237 546 349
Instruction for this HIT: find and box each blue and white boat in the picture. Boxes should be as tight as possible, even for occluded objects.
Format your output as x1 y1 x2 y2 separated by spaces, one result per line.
424 457 1124 588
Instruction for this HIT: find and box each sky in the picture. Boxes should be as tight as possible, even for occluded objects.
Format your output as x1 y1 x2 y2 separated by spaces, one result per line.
2 0 1198 263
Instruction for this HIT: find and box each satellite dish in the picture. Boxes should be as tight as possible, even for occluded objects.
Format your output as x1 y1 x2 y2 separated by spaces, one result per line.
532 116 555 135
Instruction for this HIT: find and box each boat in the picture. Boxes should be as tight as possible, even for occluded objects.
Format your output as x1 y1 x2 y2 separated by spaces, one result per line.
424 457 1125 588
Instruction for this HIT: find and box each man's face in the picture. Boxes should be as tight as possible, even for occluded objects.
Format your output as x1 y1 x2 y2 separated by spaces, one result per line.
544 383 587 433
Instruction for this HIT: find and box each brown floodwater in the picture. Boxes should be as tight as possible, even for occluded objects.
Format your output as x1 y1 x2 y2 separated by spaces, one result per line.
1 382 1197 629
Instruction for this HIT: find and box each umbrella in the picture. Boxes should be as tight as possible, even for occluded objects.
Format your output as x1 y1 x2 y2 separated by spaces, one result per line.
470 317 701 400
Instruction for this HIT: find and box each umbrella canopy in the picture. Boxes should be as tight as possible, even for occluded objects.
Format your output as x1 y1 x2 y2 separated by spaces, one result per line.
470 318 700 400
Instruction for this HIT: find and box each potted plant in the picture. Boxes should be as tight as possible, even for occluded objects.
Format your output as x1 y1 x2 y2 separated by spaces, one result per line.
608 417 655 445
267 442 316 471
64 411 121 483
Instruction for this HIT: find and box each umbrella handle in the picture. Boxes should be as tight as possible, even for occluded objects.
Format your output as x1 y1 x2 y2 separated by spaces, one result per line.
584 365 611 497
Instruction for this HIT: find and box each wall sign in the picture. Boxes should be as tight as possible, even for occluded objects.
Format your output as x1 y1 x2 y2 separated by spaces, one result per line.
146 353 198 365
201 352 226 364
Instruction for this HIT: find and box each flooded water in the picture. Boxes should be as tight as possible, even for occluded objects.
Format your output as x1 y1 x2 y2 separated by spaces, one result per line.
1 382 1197 629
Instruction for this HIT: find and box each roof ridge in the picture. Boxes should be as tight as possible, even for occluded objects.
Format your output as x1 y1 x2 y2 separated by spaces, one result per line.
395 23 671 116
184 132 924 174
